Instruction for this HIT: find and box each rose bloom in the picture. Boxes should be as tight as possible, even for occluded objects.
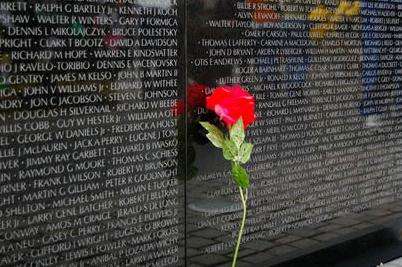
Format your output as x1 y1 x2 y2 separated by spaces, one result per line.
172 83 207 116
206 85 256 129
172 100 186 116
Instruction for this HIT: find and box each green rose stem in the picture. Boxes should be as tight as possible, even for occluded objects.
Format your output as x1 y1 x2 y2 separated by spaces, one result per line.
200 118 253 267
232 186 248 267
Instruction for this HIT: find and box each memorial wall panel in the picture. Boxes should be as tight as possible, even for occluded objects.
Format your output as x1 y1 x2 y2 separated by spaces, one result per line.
0 0 184 266
186 0 402 266
0 0 401 266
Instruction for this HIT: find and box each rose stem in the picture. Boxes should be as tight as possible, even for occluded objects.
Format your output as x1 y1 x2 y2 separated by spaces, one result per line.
232 187 248 267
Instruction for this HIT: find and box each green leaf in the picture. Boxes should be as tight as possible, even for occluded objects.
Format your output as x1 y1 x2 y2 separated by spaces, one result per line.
200 121 225 148
222 139 238 161
238 143 253 164
200 121 222 135
230 118 245 149
231 163 250 189
206 133 224 148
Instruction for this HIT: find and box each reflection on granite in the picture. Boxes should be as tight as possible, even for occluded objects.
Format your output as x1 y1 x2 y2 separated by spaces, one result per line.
186 0 402 265
187 201 402 266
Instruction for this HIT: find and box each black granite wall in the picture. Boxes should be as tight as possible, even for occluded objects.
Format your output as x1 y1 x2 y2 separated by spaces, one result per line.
0 0 401 266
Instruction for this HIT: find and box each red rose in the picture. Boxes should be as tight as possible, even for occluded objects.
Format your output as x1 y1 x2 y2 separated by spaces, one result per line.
206 85 256 129
172 83 207 116
172 99 185 116
187 83 207 109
